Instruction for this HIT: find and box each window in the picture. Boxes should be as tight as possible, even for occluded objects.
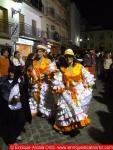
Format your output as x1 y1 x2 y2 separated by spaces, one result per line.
19 14 25 35
51 25 55 30
90 43 94 48
0 9 3 20
46 24 49 38
109 43 112 48
0 7 8 34
83 43 87 48
84 36 87 40
32 19 36 36
99 33 104 40
89 33 94 40
30 0 43 12
99 42 104 48
110 33 112 39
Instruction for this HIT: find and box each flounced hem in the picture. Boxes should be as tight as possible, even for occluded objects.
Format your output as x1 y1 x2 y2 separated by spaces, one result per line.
53 117 91 132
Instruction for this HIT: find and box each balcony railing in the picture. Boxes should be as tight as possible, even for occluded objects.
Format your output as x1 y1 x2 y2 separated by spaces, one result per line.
47 7 55 18
0 20 69 44
44 7 68 27
19 22 69 43
0 20 13 38
19 22 46 39
27 0 44 13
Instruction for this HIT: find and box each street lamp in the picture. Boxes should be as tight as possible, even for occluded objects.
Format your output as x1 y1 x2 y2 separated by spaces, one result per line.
80 38 83 42
11 0 22 18
11 8 21 18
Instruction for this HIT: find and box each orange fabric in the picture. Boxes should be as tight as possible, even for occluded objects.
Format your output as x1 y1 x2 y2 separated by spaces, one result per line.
33 92 40 103
53 124 78 132
30 58 51 101
32 58 51 86
78 117 91 127
52 87 64 94
88 65 95 75
61 63 83 89
85 66 95 75
53 117 91 132
33 57 51 78
85 67 89 71
0 56 9 76
71 87 78 105
60 63 83 105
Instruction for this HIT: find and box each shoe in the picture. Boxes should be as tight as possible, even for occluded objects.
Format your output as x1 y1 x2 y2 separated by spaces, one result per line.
16 136 22 141
41 114 46 118
59 131 63 134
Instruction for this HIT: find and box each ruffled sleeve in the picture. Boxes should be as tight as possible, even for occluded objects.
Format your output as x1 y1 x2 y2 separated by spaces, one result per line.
82 66 95 87
51 70 65 93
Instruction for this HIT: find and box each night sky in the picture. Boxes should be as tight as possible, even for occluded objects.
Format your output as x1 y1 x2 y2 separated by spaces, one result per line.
74 0 113 29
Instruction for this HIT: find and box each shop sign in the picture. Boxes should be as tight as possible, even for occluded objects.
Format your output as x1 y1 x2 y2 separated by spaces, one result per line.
17 38 34 45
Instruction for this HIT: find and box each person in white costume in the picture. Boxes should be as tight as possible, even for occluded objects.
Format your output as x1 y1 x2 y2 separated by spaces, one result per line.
27 45 64 119
52 49 95 132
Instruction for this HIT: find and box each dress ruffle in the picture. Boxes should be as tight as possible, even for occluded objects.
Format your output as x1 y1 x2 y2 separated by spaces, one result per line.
53 63 95 132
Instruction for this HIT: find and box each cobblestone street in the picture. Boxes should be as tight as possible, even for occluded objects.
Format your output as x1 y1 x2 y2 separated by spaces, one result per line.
1 78 113 149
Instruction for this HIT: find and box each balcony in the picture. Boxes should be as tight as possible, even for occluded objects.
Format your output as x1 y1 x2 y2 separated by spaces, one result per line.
0 19 69 45
26 0 44 13
0 20 13 39
47 7 55 18
44 7 68 27
19 22 47 40
19 22 69 44
47 31 60 42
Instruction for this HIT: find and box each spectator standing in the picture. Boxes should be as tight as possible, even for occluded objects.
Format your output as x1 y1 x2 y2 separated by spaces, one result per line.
12 51 25 80
83 50 92 68
0 49 9 82
96 51 104 79
103 52 112 81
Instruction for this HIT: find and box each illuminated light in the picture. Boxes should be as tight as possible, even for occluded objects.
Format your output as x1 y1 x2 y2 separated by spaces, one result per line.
7 1 22 11
80 38 83 42
77 37 79 42
11 8 21 18
17 38 34 45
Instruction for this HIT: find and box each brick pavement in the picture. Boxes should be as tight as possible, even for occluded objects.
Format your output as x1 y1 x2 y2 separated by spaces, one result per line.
1 79 113 149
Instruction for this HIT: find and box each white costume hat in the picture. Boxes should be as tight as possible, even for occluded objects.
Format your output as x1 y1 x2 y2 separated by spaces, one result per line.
64 49 74 56
37 45 47 50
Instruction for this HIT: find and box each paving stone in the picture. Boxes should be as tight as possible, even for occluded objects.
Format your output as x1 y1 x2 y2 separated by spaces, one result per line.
1 78 113 145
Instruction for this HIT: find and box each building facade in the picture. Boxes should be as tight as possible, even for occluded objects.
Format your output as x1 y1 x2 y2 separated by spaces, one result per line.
0 0 71 56
80 27 113 52
70 1 80 47
0 0 42 56
41 0 70 54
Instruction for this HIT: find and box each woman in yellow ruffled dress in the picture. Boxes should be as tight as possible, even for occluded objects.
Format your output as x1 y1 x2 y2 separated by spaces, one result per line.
53 49 95 132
